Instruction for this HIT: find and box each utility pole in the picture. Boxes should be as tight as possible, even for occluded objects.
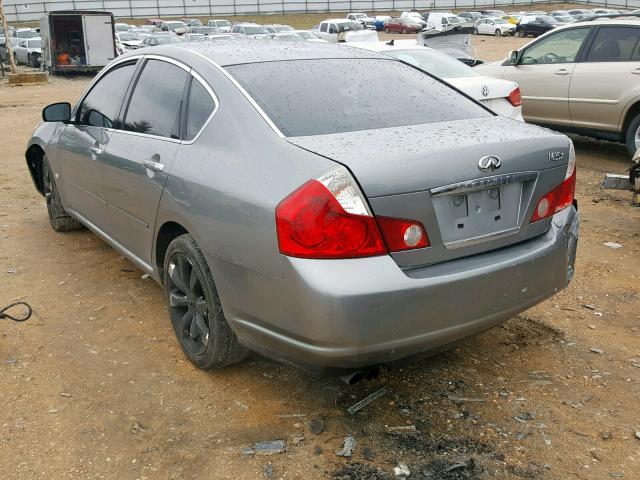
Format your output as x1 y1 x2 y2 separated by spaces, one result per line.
0 0 17 74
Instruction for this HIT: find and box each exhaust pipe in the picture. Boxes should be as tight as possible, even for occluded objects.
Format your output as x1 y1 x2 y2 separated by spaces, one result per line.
339 366 381 385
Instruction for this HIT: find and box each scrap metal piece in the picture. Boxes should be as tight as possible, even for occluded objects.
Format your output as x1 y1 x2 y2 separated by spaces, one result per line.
346 386 390 415
335 436 357 457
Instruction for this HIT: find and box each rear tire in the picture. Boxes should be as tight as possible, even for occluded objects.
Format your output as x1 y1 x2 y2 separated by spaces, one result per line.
625 112 640 157
28 54 37 68
42 154 84 232
402 27 407 34
495 29 502 37
473 27 479 34
164 234 248 370
517 30 525 38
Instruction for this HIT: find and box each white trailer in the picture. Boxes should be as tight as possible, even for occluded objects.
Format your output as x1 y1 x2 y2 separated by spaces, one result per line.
39 10 116 74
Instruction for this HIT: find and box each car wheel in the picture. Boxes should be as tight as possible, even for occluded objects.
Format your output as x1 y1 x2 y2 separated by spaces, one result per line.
473 27 479 34
517 30 525 37
384 27 389 33
28 53 37 68
625 112 640 156
42 154 84 232
495 29 502 37
164 234 248 370
401 27 407 34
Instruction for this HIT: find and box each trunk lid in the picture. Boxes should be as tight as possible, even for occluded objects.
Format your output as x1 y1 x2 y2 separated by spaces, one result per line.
288 116 572 267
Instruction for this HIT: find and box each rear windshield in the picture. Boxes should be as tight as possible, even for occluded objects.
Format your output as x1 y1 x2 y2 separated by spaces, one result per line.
226 59 489 137
385 49 478 78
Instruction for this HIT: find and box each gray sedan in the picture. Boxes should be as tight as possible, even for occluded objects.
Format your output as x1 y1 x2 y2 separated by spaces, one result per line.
25 41 579 375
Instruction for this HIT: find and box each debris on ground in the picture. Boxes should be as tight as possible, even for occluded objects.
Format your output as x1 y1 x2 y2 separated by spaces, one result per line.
6 267 17 274
309 418 325 435
514 412 534 423
635 431 640 440
130 422 146 434
347 386 390 414
603 241 623 249
590 347 605 354
386 425 419 436
335 436 357 457
242 440 286 456
393 463 410 477
447 395 487 402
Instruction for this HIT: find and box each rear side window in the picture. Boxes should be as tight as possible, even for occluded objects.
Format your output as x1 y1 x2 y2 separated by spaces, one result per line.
79 63 136 128
123 59 188 138
586 27 640 62
185 79 215 140
320 23 327 32
227 59 490 137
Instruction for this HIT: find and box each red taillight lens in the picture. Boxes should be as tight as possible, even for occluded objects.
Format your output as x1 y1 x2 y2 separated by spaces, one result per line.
376 216 429 252
530 168 576 223
276 179 386 259
276 167 430 259
508 86 522 107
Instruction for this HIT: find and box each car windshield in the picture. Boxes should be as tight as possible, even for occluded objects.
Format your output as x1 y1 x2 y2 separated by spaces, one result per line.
119 33 140 41
386 48 478 78
17 30 38 38
218 21 232 26
227 59 489 136
339 22 364 32
167 22 187 30
28 39 42 48
244 26 270 34
494 18 510 24
539 15 559 23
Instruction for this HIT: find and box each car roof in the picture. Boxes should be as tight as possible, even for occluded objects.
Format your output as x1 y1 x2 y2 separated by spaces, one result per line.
322 18 354 23
166 39 386 66
574 17 640 26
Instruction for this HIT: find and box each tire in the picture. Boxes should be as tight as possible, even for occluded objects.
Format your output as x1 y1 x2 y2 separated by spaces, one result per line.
164 234 248 370
28 54 37 68
625 112 640 157
402 27 407 34
517 30 525 38
473 27 479 34
42 154 84 232
495 29 502 37
384 27 389 33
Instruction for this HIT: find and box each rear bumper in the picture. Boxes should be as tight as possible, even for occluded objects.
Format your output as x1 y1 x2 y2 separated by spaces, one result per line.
207 206 578 372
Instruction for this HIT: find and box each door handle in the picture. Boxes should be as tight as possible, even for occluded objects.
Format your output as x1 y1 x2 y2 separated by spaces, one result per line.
89 146 103 155
554 69 570 76
143 159 165 172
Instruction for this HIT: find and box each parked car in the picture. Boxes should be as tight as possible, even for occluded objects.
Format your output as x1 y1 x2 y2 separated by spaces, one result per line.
27 41 578 373
316 19 374 42
290 30 326 42
475 18 516 36
0 36 20 62
350 41 523 121
183 18 203 27
551 15 576 24
477 19 640 155
501 14 522 25
516 16 559 37
145 18 164 27
13 28 39 39
591 8 622 15
424 12 465 30
458 11 483 23
116 32 144 50
346 12 376 29
13 37 42 67
207 19 232 32
139 35 183 47
114 23 130 33
384 17 424 34
188 26 221 36
263 24 294 33
567 9 593 16
231 23 272 37
160 21 188 36
480 9 505 17
374 16 392 30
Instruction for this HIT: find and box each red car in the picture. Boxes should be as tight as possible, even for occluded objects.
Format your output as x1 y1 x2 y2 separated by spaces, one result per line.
384 17 424 34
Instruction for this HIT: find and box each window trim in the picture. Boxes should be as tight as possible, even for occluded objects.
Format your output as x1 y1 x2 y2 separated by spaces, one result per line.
581 25 640 63
72 54 219 144
182 69 220 144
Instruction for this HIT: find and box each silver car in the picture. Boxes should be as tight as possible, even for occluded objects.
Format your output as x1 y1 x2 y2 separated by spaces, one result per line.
26 41 579 374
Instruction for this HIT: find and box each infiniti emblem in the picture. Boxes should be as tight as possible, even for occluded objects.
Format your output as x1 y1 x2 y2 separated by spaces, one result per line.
478 155 501 171
481 85 489 97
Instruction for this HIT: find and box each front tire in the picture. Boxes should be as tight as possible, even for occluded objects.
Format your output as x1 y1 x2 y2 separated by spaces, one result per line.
517 30 525 38
625 112 640 157
495 29 502 37
42 154 84 232
164 234 248 370
473 27 479 34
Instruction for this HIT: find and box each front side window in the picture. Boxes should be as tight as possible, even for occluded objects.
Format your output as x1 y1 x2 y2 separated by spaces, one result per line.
123 60 188 138
521 28 590 64
78 63 137 128
227 59 489 137
185 79 216 140
586 27 640 62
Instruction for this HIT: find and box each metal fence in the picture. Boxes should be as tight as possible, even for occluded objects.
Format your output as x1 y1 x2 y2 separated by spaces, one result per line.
3 0 640 22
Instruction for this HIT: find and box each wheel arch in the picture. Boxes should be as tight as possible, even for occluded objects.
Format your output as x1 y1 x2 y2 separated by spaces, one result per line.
621 98 640 138
25 143 46 195
155 221 189 284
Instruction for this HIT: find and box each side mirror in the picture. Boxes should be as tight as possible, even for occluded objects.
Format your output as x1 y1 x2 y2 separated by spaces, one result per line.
507 50 520 65
42 102 71 122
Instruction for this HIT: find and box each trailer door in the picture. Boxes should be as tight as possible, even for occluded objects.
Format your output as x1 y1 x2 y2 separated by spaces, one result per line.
83 15 115 66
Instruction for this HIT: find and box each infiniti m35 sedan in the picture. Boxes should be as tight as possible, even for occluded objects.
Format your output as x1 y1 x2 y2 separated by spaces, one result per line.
26 41 579 374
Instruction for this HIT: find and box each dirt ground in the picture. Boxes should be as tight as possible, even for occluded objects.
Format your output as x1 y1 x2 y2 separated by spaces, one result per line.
1 33 639 480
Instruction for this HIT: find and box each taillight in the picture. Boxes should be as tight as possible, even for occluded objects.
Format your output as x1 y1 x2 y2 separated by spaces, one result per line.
275 167 429 259
531 143 576 223
508 86 522 107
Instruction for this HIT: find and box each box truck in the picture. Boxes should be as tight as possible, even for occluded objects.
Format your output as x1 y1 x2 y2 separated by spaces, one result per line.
39 10 116 74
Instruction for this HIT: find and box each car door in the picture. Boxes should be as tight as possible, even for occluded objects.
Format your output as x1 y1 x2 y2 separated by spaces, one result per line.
569 25 640 131
15 40 27 63
100 58 188 266
56 61 138 230
502 26 591 125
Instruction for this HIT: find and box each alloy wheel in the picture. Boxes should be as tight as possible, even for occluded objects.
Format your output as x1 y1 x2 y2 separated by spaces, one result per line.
167 252 210 356
635 124 640 150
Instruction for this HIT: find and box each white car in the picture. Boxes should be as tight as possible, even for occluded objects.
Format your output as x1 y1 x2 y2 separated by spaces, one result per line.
114 23 130 33
349 40 524 121
316 19 377 42
424 12 467 31
475 17 516 36
116 32 144 50
290 30 327 42
13 37 41 67
207 19 233 32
